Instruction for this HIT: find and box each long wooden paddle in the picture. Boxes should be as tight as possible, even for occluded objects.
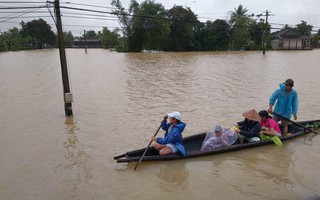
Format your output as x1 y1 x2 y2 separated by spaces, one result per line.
134 123 162 171
272 112 319 135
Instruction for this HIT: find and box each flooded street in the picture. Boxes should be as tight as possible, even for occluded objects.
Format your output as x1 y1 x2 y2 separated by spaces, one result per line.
1 49 320 199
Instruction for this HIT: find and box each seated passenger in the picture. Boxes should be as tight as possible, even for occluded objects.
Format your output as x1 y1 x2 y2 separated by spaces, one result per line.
151 111 187 156
201 125 238 151
258 110 282 137
235 109 261 142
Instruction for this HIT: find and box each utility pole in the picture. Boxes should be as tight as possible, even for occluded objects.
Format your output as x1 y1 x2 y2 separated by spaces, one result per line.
262 10 271 55
84 30 87 53
54 0 73 116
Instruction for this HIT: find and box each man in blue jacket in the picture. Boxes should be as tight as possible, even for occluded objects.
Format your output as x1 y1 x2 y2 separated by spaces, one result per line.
152 111 187 156
268 79 299 136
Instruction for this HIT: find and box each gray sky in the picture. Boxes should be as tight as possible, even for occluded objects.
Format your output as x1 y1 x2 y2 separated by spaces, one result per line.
1 0 320 36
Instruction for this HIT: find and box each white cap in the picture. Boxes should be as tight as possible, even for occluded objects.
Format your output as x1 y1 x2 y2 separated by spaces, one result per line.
168 111 181 121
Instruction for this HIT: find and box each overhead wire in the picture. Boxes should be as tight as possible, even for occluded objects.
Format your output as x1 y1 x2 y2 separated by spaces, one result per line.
0 10 49 13
0 6 48 9
62 2 117 10
1 19 119 29
46 0 56 25
0 1 46 3
0 4 47 23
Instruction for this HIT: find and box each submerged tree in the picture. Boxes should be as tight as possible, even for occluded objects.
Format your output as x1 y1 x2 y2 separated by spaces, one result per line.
168 5 199 51
248 19 271 50
128 0 171 51
196 19 230 51
0 28 20 51
295 20 313 36
84 30 98 39
20 19 56 49
101 27 121 49
229 5 252 50
111 0 131 51
63 31 74 47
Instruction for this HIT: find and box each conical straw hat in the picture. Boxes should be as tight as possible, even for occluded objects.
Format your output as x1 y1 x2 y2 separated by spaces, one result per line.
242 109 261 121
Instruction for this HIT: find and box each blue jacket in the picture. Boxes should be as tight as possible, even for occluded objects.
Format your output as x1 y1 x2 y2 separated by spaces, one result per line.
157 120 187 156
269 83 298 119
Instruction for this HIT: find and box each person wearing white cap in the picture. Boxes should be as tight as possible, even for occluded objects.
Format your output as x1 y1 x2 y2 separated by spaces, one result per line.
151 111 187 156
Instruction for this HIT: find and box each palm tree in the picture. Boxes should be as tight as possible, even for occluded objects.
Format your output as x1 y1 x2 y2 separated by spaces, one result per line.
229 5 252 50
229 4 250 26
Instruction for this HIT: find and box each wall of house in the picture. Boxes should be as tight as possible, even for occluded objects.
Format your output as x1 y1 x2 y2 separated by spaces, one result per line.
282 39 303 49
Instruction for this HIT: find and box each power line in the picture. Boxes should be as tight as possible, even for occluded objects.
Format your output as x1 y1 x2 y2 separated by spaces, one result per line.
1 20 120 29
62 2 117 10
0 1 46 3
0 5 46 23
62 15 119 22
0 14 119 22
0 10 49 13
0 6 48 9
0 15 51 18
62 12 119 19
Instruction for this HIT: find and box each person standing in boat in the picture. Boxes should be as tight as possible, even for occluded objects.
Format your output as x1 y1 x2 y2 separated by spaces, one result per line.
258 110 282 137
235 109 261 141
268 79 299 136
151 111 187 156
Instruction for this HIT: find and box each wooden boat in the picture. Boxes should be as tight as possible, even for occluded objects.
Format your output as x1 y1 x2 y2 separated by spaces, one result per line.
114 119 320 163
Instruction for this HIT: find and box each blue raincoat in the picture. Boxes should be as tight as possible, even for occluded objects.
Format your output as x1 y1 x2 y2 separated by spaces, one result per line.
269 83 298 119
157 120 187 156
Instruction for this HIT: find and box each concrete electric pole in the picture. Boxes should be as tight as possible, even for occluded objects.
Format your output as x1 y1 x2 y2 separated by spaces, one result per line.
54 0 73 116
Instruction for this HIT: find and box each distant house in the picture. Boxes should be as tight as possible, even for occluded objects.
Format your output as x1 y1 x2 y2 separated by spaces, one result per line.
73 38 102 48
271 29 313 50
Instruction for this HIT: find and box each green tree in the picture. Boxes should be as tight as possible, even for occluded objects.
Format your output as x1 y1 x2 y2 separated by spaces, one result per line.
20 19 56 49
313 29 320 48
295 20 313 36
64 31 74 47
0 32 9 51
197 20 230 51
248 19 271 50
128 0 171 51
0 28 23 51
84 30 98 39
111 0 130 51
112 0 171 52
229 5 252 50
101 27 121 49
168 5 199 51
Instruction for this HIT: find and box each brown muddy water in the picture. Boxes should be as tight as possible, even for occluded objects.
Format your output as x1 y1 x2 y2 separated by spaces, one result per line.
0 49 320 200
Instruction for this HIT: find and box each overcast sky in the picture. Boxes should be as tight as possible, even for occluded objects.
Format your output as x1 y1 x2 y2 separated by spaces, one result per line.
1 0 320 36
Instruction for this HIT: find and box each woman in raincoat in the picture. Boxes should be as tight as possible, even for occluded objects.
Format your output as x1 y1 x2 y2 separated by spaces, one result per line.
201 125 238 151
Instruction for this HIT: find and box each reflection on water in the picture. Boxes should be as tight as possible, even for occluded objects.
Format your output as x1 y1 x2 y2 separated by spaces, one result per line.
54 117 92 200
1 49 320 200
155 163 189 189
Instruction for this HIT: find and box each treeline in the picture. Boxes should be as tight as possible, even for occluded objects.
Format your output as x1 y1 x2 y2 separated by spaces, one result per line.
111 0 320 52
1 1 320 52
0 19 56 51
0 18 120 52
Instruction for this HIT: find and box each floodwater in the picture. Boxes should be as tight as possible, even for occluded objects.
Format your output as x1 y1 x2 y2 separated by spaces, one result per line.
1 49 320 200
